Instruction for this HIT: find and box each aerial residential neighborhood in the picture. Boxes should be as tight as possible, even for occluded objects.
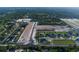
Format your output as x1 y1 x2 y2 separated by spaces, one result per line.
1 7 79 52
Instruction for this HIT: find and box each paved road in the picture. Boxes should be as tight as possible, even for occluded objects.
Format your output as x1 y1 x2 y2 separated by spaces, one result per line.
31 22 38 45
2 27 18 43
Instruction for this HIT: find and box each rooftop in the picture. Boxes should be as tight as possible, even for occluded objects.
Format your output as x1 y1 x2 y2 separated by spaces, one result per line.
17 22 34 45
16 18 31 22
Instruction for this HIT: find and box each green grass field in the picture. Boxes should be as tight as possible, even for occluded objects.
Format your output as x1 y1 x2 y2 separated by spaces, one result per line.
51 40 75 45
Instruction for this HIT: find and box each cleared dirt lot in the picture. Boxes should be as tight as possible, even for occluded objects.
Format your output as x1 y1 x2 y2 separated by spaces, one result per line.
36 25 70 32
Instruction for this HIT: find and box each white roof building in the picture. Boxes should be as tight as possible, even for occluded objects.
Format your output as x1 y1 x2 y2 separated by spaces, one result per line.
16 19 32 23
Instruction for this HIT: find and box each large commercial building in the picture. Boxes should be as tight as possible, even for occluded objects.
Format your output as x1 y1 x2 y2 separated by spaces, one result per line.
17 22 37 45
16 19 31 23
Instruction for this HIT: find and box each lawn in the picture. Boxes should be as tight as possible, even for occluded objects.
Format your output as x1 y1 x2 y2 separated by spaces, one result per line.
51 40 75 45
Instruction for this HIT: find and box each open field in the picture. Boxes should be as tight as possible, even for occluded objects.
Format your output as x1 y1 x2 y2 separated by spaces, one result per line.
51 40 75 45
36 25 70 32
